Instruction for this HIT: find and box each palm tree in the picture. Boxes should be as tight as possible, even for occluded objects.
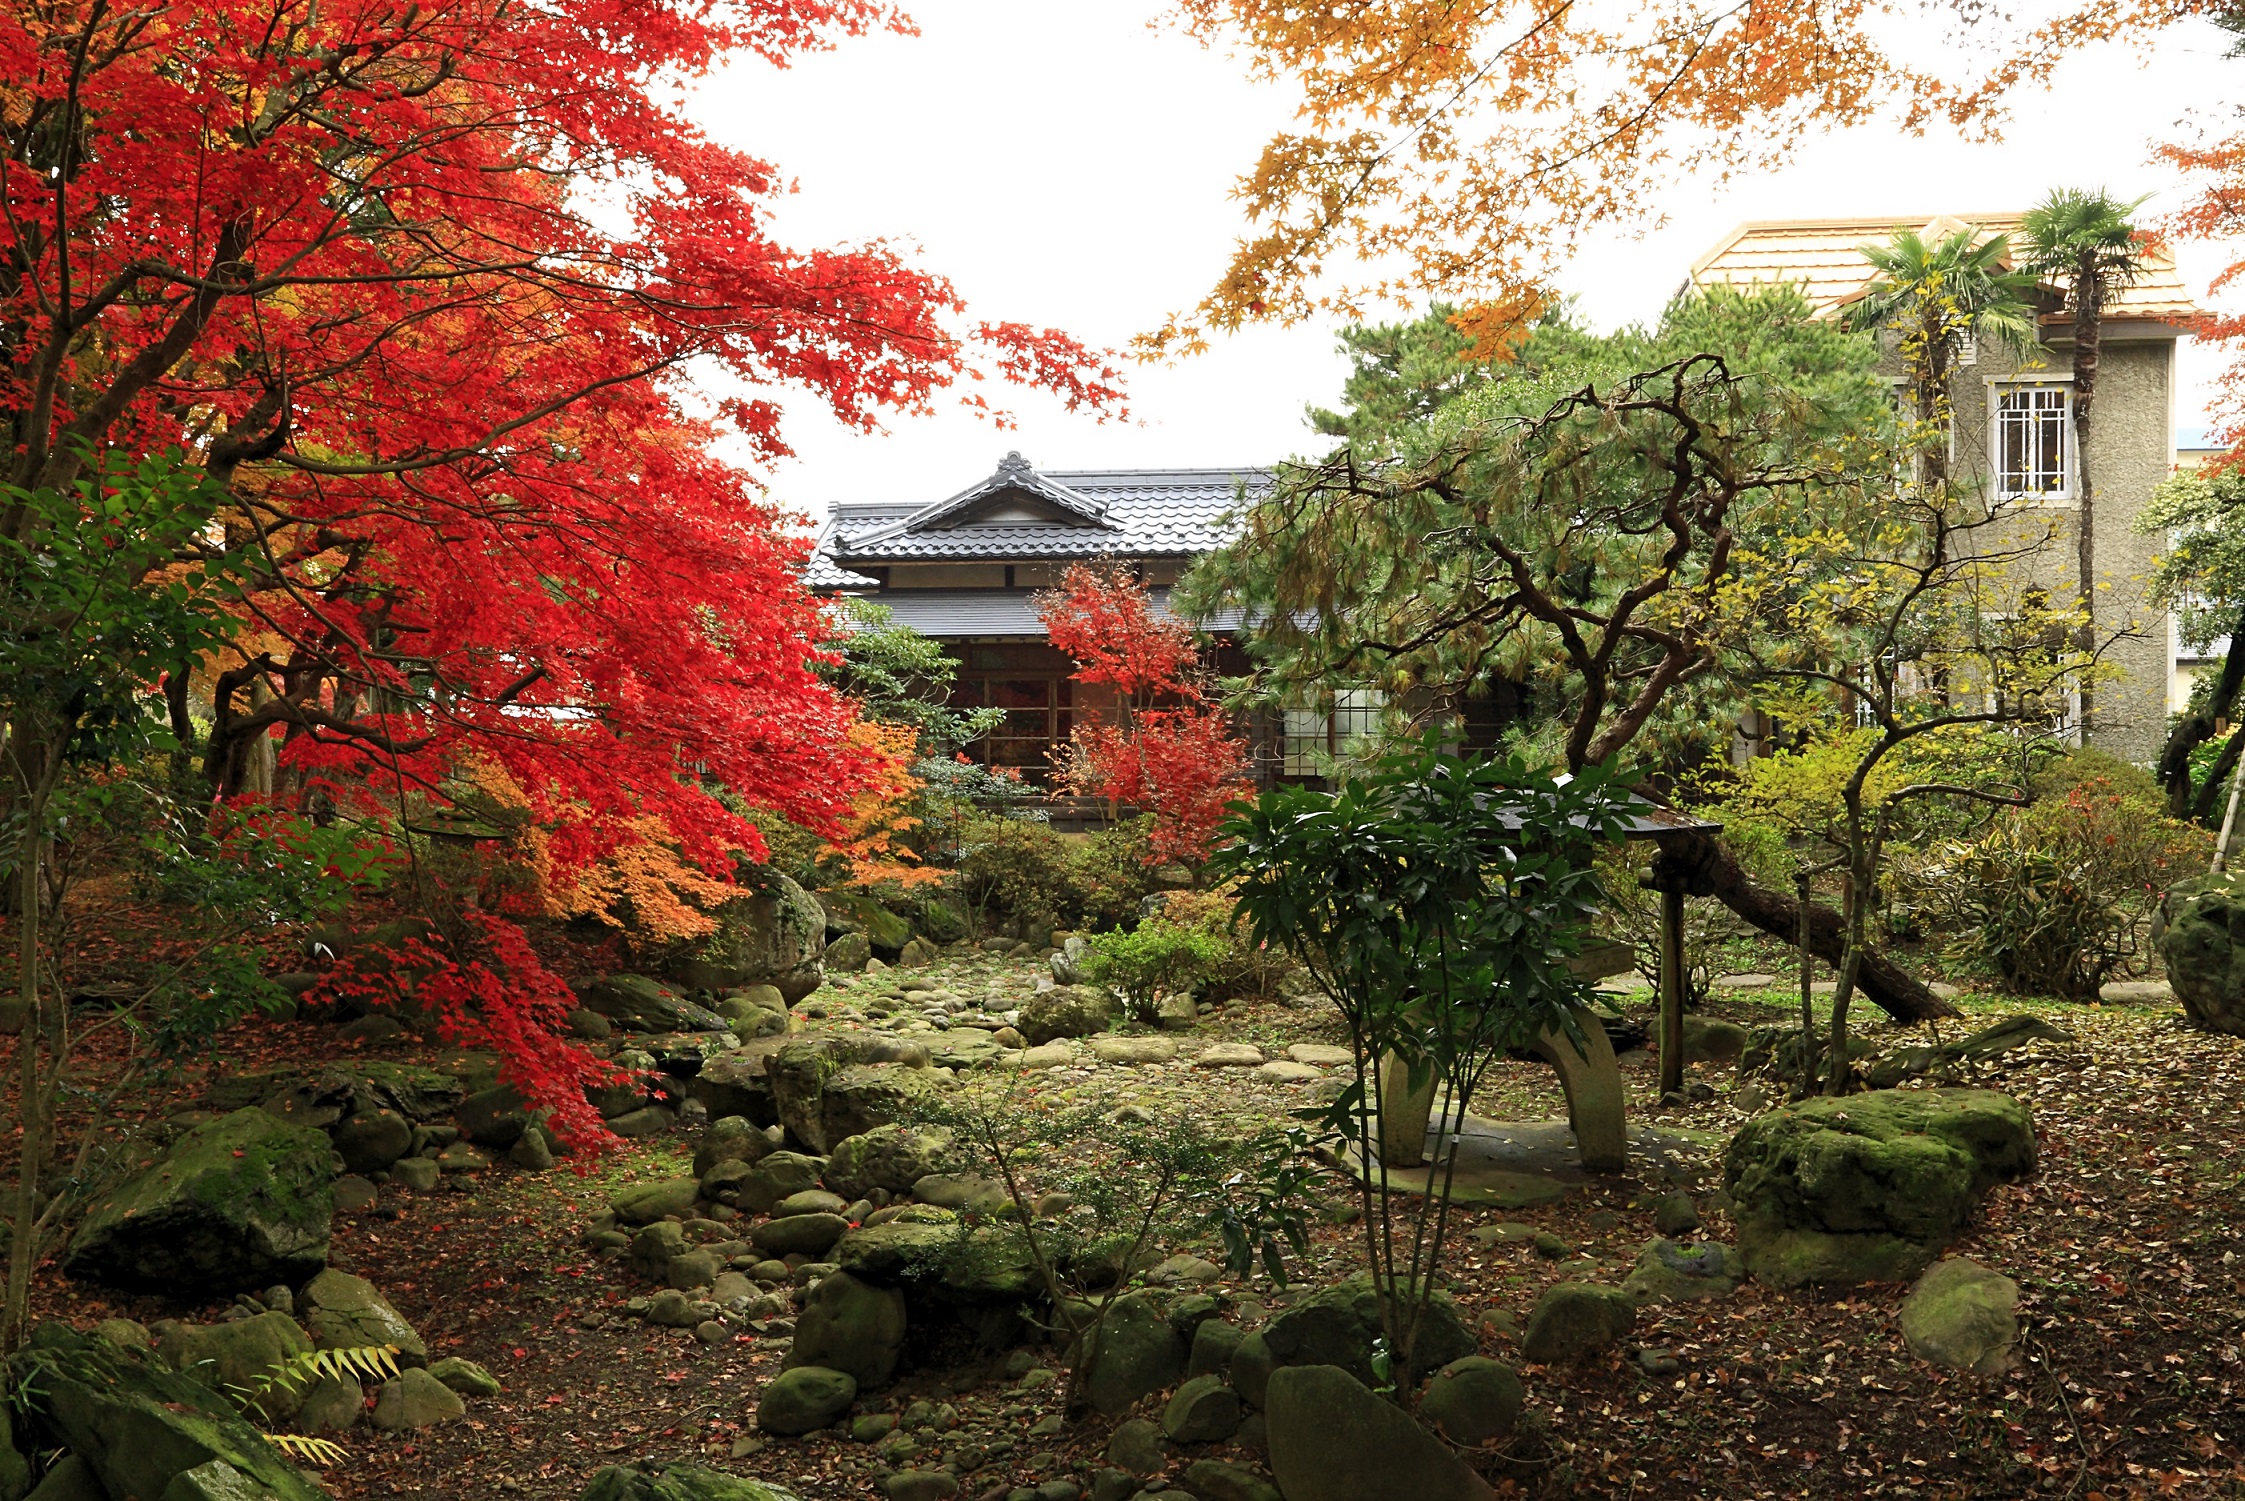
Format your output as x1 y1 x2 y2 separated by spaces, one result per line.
1845 226 2041 494
2020 189 2154 737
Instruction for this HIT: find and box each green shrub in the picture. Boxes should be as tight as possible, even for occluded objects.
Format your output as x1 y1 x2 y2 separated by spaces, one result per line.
1068 816 1157 931
1910 774 2211 1000
1080 918 1227 1024
949 813 1080 935
1156 886 1300 1002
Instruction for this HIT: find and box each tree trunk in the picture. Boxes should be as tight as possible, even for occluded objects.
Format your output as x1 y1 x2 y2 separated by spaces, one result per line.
1654 829 1959 1023
2073 261 2103 741
2160 627 2245 818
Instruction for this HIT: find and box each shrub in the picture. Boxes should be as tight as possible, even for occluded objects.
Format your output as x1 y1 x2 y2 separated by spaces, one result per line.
1068 816 1157 931
1912 774 2212 1000
949 812 1080 936
1080 918 1228 1024
1157 886 1301 1003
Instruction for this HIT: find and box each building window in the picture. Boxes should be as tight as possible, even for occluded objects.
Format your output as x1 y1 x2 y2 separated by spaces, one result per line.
953 675 1073 783
1993 383 2072 500
1281 688 1385 777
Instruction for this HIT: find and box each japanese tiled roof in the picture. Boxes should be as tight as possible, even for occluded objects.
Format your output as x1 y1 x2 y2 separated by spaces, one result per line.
1690 213 2196 324
815 452 1271 569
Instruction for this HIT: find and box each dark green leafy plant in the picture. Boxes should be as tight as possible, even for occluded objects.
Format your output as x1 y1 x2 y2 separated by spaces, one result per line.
1214 739 1631 1390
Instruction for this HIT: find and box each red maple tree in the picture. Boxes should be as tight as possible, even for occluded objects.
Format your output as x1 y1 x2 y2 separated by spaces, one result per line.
0 0 1123 1139
1036 562 1250 865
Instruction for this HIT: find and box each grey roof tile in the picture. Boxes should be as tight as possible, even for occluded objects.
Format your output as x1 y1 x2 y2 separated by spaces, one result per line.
814 454 1270 568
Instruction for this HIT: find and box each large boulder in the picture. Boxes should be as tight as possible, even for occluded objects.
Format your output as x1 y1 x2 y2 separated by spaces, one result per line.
10 1325 328 1501
64 1109 334 1295
332 1110 414 1175
766 1038 939 1154
1724 1088 2036 1288
579 976 732 1035
656 869 827 1002
2157 872 2245 1036
158 1313 314 1423
815 892 915 958
580 1461 801 1501
822 1126 957 1201
1015 986 1116 1047
691 1053 777 1126
694 1116 774 1176
1257 1274 1477 1390
784 1271 907 1388
299 1269 428 1367
1264 1364 1494 1501
1898 1257 2020 1375
1077 1293 1185 1417
455 1084 533 1148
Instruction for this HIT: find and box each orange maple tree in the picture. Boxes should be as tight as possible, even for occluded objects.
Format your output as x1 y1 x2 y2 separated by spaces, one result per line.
1154 0 2195 354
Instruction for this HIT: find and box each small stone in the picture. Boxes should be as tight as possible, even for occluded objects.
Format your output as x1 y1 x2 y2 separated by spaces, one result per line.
369 1367 467 1430
391 1156 440 1191
1532 1232 1567 1259
879 1473 959 1501
1468 1223 1533 1246
1106 1417 1166 1477
1651 1192 1700 1236
1145 1254 1221 1286
757 1365 858 1435
1188 1317 1243 1378
1899 1256 2020 1374
1635 1348 1682 1377
333 1176 379 1214
1284 1044 1352 1068
508 1131 557 1171
1419 1356 1522 1445
427 1356 502 1398
853 1412 899 1443
771 1189 849 1219
694 1320 729 1346
668 1250 720 1290
1255 1061 1323 1083
646 1290 707 1328
1194 1043 1264 1068
1521 1282 1636 1364
1182 1458 1282 1501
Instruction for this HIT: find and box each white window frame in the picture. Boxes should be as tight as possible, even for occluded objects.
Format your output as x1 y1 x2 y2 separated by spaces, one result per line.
1988 377 2075 504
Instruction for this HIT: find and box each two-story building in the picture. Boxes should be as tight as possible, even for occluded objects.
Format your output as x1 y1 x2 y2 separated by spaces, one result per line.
1690 213 2197 763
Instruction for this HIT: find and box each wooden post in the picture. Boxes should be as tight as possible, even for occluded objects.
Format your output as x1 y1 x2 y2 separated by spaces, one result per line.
1657 884 1686 1098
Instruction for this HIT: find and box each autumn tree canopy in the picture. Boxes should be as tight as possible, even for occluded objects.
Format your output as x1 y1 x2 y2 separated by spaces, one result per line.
1155 0 2196 354
0 0 1123 878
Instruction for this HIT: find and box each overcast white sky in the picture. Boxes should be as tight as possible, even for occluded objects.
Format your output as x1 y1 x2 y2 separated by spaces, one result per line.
687 4 2244 525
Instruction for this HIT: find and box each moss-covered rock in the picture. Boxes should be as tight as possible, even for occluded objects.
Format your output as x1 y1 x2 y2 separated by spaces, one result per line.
580 1461 801 1501
1257 1273 1477 1390
12 1325 329 1501
785 1271 907 1388
158 1312 315 1422
1015 986 1117 1047
1619 1237 1743 1306
1521 1281 1635 1363
64 1110 334 1295
300 1269 427 1367
815 892 915 958
1898 1257 2020 1375
579 976 732 1035
822 1126 957 1201
767 1039 939 1154
2157 873 2245 1037
652 868 826 1002
1723 1088 2036 1288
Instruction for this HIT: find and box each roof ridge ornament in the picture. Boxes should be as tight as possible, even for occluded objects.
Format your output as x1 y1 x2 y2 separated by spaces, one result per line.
997 451 1032 474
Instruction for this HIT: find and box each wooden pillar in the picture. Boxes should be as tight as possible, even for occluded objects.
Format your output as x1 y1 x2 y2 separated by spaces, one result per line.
1657 884 1686 1098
